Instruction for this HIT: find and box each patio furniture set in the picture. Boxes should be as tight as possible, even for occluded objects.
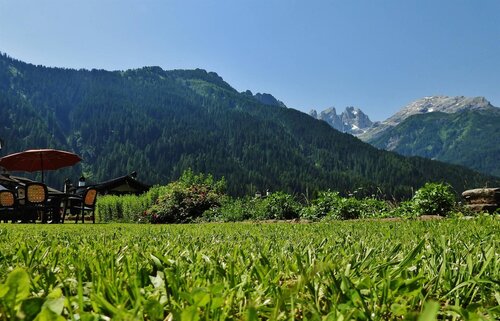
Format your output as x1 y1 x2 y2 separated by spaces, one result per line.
0 149 97 223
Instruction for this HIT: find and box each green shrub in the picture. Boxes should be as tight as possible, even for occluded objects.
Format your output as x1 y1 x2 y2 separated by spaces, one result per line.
206 192 300 222
301 191 389 220
329 197 362 220
260 192 301 220
328 197 381 220
412 182 456 217
357 198 391 219
299 205 320 221
389 200 418 219
203 197 253 222
145 170 226 223
300 191 341 220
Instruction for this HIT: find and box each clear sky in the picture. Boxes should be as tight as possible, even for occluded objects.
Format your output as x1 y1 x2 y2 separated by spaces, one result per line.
1 0 499 121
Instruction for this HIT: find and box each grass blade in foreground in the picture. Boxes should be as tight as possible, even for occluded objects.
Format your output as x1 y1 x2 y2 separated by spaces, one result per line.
0 217 498 320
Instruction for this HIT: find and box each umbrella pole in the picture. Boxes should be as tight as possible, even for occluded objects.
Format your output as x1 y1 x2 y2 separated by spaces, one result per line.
40 153 44 183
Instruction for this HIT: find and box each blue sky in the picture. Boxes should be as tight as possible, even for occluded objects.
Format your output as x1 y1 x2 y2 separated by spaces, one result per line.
1 0 499 121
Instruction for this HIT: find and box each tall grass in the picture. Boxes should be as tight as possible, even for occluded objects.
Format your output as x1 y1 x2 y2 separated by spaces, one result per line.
95 185 169 222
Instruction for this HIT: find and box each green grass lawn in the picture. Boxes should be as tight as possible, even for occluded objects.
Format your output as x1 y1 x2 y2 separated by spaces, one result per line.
0 217 499 320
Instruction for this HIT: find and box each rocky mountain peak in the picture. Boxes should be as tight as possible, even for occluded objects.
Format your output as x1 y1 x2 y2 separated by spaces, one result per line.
342 107 373 132
309 106 373 135
244 90 287 108
385 96 493 126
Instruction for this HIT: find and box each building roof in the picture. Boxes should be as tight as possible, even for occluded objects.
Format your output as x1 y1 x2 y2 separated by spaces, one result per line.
91 172 151 195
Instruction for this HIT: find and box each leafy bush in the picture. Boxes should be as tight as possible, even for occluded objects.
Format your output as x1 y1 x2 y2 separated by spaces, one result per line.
412 182 456 217
389 200 418 219
301 191 389 220
329 197 362 220
203 197 254 222
329 197 390 220
357 198 391 219
145 170 226 223
300 191 341 220
259 192 301 220
204 192 300 222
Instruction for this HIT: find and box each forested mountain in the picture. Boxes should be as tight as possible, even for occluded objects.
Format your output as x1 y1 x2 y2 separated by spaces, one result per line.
367 109 500 177
0 53 497 197
359 96 500 177
359 96 496 141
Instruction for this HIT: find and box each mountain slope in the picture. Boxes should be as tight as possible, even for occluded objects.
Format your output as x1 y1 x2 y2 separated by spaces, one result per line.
0 53 497 197
359 96 495 141
368 109 500 177
360 96 500 177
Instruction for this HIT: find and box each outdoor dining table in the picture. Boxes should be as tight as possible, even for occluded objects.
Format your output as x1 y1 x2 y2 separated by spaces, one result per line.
0 174 78 223
45 186 71 223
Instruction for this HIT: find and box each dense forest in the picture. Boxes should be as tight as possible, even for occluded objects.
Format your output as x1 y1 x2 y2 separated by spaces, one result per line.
0 53 498 198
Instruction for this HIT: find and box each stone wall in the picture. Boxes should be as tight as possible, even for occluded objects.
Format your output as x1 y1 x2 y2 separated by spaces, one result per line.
461 188 500 213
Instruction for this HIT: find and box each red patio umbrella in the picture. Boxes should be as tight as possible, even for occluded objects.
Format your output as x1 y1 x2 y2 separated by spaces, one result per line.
0 149 81 182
